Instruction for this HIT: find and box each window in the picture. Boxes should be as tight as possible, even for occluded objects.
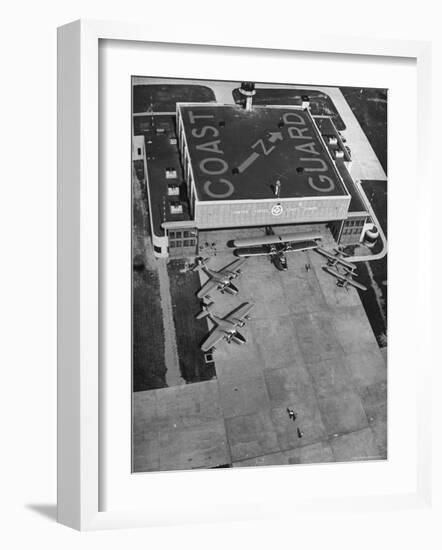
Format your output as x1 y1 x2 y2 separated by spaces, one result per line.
167 185 179 196
175 232 182 239
170 203 183 215
183 240 193 247
183 231 190 238
165 167 177 179
137 147 142 156
169 241 176 248
169 231 175 239
153 245 162 254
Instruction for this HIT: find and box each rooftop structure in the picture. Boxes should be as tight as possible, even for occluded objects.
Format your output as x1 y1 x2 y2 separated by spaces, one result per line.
178 103 349 202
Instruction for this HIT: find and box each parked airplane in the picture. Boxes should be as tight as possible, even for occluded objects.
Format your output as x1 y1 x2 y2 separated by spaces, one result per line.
192 257 247 299
322 265 367 291
233 228 322 271
315 247 357 273
196 302 254 352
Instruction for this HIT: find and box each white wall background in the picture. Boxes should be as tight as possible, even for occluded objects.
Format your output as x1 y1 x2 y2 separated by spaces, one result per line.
0 0 440 547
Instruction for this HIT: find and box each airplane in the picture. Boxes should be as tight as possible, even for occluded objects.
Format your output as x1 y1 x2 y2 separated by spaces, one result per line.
196 301 254 352
233 228 322 271
192 257 247 299
322 265 367 291
315 247 357 273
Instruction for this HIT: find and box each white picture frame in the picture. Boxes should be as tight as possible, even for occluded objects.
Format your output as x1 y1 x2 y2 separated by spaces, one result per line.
57 19 432 531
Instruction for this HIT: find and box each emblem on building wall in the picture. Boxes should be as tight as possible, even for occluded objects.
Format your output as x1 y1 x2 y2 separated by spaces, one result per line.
271 203 283 216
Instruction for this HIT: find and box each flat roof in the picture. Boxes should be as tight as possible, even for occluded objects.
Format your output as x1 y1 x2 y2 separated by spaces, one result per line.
178 104 349 202
231 88 346 131
134 115 192 236
133 83 216 113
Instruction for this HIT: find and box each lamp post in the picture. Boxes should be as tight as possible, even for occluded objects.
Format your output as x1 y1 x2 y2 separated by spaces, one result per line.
239 81 256 111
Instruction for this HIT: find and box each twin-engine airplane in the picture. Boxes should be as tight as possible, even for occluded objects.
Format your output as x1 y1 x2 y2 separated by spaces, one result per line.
315 247 357 273
196 302 254 352
192 257 247 299
322 265 367 291
233 229 322 271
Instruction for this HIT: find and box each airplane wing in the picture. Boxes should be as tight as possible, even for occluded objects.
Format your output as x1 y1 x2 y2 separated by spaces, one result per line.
285 240 319 252
347 278 367 291
323 266 367 291
315 247 336 260
196 278 218 298
225 303 254 325
322 265 344 279
334 257 357 272
201 327 226 352
315 247 356 270
333 248 350 257
222 258 247 275
234 246 270 257
233 230 322 248
235 240 317 258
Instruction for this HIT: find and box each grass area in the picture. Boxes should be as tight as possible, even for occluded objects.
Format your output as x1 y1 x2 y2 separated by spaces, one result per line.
133 268 167 390
133 84 216 113
132 167 166 391
360 180 387 347
345 180 388 348
232 88 346 130
340 87 387 173
361 180 387 236
339 86 388 349
167 260 216 383
354 259 387 348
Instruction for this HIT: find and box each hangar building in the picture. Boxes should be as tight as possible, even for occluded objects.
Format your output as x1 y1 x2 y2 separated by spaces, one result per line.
133 96 375 258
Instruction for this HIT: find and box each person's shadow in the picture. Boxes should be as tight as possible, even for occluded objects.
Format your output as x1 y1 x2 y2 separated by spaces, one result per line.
26 504 57 522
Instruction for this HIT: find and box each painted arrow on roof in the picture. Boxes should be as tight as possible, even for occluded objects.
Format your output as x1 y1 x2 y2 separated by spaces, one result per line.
236 131 284 174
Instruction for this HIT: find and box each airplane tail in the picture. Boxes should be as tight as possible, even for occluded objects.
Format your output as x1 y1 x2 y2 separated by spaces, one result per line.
191 257 209 272
196 301 215 319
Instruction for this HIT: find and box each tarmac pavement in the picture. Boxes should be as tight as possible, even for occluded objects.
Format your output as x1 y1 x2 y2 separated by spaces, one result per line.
133 245 386 471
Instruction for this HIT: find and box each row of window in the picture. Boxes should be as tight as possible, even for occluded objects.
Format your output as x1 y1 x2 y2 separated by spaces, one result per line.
169 239 196 248
345 219 365 228
342 227 362 236
169 230 196 239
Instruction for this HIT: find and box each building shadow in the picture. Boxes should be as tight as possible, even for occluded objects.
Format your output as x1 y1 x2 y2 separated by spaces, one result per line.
26 504 57 522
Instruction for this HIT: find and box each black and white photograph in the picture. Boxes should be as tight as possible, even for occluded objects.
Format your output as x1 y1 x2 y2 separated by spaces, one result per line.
131 76 388 473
